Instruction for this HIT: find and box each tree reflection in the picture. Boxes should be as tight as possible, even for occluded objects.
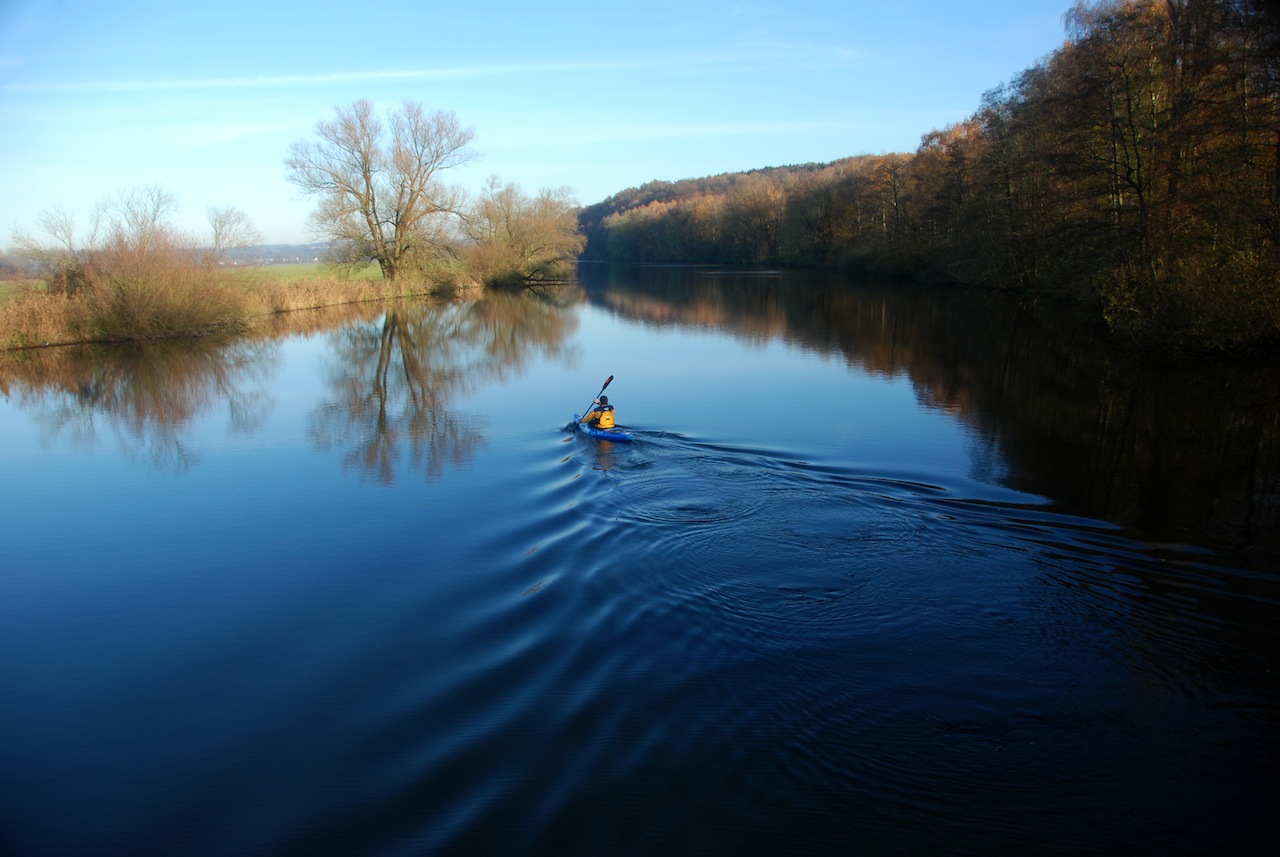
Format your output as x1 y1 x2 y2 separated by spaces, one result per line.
578 264 1280 568
310 291 575 483
0 338 278 470
0 291 577 481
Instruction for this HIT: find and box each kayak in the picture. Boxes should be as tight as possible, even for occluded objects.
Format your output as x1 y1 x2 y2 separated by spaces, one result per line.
573 413 634 443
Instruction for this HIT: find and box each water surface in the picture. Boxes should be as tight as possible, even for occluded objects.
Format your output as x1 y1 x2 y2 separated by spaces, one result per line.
1 267 1277 855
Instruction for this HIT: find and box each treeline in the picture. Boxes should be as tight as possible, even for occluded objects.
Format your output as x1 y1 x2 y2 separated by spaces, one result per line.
580 0 1280 350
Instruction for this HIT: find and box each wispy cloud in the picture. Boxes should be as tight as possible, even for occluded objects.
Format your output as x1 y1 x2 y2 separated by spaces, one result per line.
577 118 848 145
738 36 873 65
152 119 312 147
0 58 674 93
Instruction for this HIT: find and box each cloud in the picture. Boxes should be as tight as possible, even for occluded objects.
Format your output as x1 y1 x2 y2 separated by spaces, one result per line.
0 59 667 93
577 118 848 145
152 119 312 148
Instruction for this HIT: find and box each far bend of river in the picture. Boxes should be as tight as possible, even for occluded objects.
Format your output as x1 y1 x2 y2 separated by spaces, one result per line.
1 264 1277 856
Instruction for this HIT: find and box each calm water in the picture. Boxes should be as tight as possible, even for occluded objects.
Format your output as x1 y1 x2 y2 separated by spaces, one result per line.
1 265 1277 856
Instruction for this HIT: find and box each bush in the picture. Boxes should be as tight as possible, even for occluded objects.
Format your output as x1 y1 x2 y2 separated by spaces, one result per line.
79 234 246 339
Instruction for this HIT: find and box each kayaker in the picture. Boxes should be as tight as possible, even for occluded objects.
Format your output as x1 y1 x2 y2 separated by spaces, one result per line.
581 395 616 429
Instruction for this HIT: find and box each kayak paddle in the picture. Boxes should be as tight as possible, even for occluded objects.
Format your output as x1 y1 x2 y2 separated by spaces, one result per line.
580 375 613 422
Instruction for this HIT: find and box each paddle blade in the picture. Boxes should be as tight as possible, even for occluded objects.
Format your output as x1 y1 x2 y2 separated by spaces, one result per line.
601 375 614 391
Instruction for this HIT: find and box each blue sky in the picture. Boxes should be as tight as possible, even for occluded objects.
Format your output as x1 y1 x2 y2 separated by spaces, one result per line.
1 0 1073 246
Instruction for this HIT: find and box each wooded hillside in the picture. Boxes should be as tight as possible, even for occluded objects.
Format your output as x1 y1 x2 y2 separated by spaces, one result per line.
579 0 1279 350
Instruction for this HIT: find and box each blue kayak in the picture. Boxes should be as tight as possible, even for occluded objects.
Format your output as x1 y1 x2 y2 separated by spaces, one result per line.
573 413 634 443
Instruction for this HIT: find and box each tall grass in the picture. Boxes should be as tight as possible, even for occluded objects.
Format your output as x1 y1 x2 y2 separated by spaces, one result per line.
81 236 247 339
3 183 476 350
0 291 82 349
0 235 246 348
0 250 478 351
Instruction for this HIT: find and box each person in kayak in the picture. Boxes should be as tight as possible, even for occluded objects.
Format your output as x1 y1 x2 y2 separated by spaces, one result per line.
581 395 616 429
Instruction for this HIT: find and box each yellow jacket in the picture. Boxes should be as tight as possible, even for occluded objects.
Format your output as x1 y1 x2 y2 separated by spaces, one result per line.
582 404 615 429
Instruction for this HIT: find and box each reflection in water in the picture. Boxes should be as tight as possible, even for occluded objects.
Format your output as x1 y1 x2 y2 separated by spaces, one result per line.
577 266 1280 800
1 267 1276 856
0 338 279 470
310 292 577 483
0 291 579 481
579 264 1280 569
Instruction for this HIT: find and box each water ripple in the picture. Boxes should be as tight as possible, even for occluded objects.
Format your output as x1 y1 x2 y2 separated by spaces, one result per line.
352 425 1280 856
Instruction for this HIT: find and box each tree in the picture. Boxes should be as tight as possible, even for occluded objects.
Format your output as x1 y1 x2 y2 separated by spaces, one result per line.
205 205 261 267
285 99 477 281
11 185 180 294
725 174 784 263
11 206 92 293
462 178 585 286
9 186 258 338
107 185 178 257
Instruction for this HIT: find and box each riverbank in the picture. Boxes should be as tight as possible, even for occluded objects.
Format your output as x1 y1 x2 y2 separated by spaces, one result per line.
0 264 479 352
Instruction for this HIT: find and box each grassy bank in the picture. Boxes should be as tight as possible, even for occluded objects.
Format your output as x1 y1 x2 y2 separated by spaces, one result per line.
0 262 475 351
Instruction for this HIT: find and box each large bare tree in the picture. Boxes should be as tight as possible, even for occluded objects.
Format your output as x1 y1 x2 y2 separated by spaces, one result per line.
285 100 477 281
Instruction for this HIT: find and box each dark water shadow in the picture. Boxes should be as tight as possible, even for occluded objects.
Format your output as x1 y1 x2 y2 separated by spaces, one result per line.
578 263 1280 570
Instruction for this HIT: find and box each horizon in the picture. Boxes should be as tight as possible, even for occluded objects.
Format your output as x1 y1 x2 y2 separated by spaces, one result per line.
1 0 1072 246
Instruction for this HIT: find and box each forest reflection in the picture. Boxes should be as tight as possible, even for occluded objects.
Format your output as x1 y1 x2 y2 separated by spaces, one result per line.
580 264 1280 569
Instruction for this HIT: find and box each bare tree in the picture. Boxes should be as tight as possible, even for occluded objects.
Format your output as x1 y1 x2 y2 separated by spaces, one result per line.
10 206 100 293
205 205 262 267
462 177 586 286
37 207 90 254
285 99 478 281
106 185 178 257
11 186 260 297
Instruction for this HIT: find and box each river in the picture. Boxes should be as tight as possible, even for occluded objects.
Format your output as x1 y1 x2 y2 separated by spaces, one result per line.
1 264 1276 855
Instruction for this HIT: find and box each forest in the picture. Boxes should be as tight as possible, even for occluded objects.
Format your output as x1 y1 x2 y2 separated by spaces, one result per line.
578 0 1279 350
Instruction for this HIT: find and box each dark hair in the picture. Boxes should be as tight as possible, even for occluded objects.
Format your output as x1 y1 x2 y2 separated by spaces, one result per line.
599 396 609 405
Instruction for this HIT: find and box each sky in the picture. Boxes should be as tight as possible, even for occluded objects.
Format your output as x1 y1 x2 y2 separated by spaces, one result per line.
0 0 1075 247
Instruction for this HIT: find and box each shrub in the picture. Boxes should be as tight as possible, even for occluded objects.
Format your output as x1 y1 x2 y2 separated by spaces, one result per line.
79 234 246 339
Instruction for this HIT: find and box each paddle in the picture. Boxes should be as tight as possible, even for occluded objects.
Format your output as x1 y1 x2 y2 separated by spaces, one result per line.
579 375 613 423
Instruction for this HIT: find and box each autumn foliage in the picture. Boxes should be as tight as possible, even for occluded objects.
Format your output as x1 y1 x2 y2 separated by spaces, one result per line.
580 0 1279 350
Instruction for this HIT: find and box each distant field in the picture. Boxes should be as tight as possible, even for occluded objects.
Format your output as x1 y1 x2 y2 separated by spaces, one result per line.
229 262 383 282
1 279 42 300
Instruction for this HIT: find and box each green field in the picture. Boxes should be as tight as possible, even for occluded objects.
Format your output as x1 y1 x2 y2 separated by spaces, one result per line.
1 279 42 300
229 262 383 282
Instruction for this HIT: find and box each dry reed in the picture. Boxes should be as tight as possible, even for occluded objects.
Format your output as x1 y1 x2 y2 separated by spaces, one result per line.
1 265 481 351
0 290 92 349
